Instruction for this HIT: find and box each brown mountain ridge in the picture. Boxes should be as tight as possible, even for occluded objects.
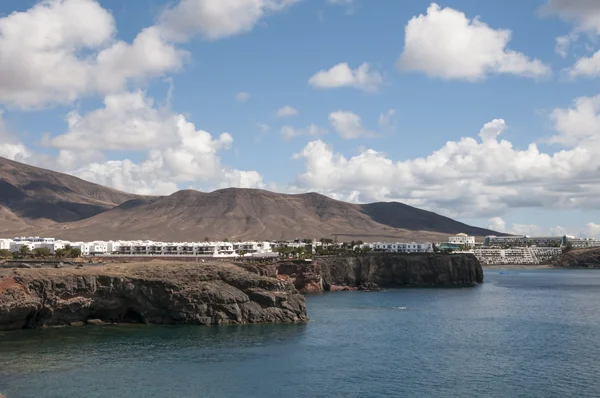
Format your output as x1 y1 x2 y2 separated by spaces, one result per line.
0 156 499 241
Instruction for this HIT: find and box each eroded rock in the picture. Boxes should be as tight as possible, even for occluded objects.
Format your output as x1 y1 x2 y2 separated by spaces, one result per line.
0 261 308 331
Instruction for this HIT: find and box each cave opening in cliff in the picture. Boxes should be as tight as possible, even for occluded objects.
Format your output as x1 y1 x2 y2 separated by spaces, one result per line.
122 308 147 324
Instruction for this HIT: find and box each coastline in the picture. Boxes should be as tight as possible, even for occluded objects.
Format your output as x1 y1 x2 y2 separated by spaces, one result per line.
483 264 554 270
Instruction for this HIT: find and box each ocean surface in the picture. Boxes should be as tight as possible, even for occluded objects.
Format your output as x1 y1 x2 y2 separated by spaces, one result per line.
2 269 600 397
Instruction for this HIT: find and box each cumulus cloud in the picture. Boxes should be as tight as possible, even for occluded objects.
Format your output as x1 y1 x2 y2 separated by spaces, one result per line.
6 90 264 195
397 3 551 81
281 124 327 141
542 0 600 35
479 119 507 142
487 217 506 232
566 51 600 78
542 1 600 75
587 222 600 237
291 113 600 218
276 105 299 117
329 111 375 139
235 92 251 103
158 0 299 41
0 0 185 109
308 62 383 91
510 224 543 236
0 111 31 162
549 94 600 146
51 91 187 150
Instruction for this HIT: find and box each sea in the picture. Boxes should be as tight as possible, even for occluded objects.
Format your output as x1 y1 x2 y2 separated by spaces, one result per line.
1 269 600 398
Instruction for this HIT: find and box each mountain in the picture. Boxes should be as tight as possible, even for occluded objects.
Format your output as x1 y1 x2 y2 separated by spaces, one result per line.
0 156 500 242
0 157 142 228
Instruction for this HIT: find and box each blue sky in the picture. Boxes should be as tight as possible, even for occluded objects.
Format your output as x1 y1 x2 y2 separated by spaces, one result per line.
1 0 600 237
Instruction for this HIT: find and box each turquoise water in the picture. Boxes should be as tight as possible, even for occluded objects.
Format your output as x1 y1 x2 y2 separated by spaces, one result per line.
2 269 600 397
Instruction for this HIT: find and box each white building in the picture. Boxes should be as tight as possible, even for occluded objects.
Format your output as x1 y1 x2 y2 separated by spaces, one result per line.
0 239 11 250
449 233 476 247
366 241 433 253
9 241 35 252
474 247 562 265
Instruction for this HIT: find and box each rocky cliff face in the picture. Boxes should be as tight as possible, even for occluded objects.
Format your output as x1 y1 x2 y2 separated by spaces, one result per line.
0 261 307 331
554 248 600 268
315 254 483 290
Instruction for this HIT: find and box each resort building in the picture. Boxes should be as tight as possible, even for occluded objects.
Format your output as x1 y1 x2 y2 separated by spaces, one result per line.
364 242 434 253
0 239 11 250
564 237 600 249
474 247 562 265
448 233 476 247
484 235 564 248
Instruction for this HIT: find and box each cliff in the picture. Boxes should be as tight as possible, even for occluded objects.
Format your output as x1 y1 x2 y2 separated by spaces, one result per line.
316 254 483 290
265 254 483 292
0 261 307 331
553 248 600 268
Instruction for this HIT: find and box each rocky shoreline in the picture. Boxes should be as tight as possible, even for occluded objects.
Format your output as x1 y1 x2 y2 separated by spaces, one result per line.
0 254 484 331
243 253 484 293
553 248 600 268
0 261 307 331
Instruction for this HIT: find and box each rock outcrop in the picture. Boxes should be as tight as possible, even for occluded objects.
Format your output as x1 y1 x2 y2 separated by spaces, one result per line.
554 248 600 268
0 261 308 331
276 261 324 293
316 253 483 290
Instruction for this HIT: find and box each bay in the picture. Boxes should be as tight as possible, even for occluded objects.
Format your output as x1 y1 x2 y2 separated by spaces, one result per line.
1 269 600 397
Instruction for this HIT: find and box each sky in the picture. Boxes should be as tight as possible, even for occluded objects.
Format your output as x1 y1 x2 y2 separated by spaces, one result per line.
1 0 600 237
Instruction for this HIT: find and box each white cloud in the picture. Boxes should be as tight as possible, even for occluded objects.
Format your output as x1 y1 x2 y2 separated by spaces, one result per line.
0 111 31 162
542 0 600 35
329 110 375 139
487 217 506 232
479 119 507 142
308 62 383 91
291 114 600 218
542 1 600 74
549 226 568 236
397 3 551 81
257 123 270 132
276 105 299 117
281 124 327 141
0 0 185 109
51 91 187 150
555 32 579 57
8 90 264 195
587 222 600 237
566 51 600 78
549 94 600 146
236 92 251 103
158 0 299 41
510 224 543 236
378 109 396 128
93 26 187 92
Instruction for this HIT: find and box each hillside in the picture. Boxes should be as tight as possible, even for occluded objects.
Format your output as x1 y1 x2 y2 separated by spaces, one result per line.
0 157 142 226
0 156 500 242
554 248 600 268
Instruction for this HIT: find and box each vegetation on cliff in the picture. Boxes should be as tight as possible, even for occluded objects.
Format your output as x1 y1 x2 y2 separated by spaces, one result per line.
0 261 307 331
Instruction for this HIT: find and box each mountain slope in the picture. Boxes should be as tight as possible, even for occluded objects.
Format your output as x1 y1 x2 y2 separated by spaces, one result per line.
29 188 499 241
0 156 144 225
360 202 494 236
0 157 500 241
